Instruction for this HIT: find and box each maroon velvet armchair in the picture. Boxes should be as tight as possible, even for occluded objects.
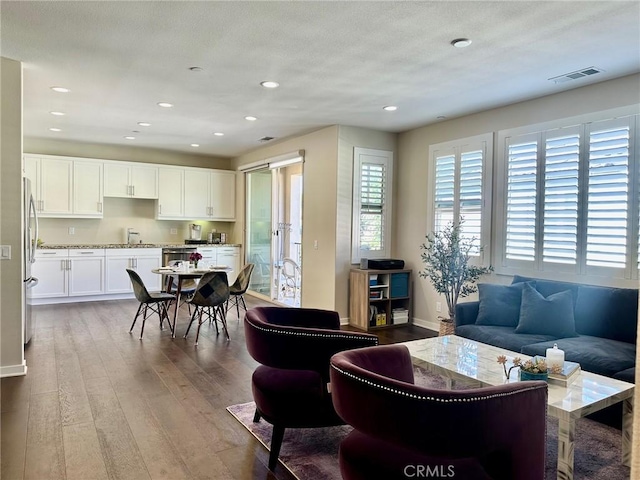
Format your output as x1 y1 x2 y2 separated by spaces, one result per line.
244 306 378 471
330 344 548 480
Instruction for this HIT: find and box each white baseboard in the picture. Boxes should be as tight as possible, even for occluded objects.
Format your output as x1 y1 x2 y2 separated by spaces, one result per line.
340 317 349 326
412 317 439 333
0 361 27 378
31 292 142 305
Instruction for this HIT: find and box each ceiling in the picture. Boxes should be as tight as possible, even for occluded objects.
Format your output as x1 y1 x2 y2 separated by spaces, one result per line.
2 1 639 158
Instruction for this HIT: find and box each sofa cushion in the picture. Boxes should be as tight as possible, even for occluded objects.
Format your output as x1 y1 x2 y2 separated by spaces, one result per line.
512 275 579 305
613 368 635 384
475 283 530 327
515 284 577 337
520 336 636 378
575 285 638 344
455 325 557 352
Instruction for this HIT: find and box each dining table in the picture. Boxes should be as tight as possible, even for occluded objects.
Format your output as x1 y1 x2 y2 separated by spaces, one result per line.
151 265 231 338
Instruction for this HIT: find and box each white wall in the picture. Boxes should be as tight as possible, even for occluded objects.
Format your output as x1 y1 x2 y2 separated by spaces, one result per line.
396 73 640 330
0 57 26 376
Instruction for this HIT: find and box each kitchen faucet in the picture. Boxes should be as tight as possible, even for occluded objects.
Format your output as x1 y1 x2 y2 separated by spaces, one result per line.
127 228 140 245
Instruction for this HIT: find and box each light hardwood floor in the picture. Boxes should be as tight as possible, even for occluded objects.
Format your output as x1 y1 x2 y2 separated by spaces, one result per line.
1 296 432 480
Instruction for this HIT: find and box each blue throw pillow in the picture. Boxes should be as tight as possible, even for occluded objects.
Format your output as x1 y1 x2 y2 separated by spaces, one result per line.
475 283 530 327
515 283 577 337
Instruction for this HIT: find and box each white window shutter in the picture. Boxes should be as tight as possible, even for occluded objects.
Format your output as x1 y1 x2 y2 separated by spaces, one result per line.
505 138 538 262
459 149 483 255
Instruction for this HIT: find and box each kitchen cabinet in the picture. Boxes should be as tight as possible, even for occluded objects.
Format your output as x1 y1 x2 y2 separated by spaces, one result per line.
24 155 103 218
105 248 162 293
157 166 184 219
184 168 236 221
196 246 240 284
104 161 158 199
33 249 105 298
349 268 412 331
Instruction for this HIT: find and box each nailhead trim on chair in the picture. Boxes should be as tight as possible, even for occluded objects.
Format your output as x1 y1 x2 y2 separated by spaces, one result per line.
248 320 378 343
330 364 545 403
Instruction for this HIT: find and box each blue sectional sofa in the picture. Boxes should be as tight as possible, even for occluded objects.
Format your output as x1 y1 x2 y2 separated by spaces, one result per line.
455 275 638 383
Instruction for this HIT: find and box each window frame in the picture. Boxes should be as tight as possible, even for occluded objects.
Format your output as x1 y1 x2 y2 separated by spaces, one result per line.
351 147 393 264
495 108 639 285
428 133 493 267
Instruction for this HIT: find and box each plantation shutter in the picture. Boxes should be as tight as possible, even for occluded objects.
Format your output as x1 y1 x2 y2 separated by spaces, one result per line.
359 162 386 252
586 120 630 269
505 136 538 262
459 149 483 255
434 153 455 234
542 130 580 265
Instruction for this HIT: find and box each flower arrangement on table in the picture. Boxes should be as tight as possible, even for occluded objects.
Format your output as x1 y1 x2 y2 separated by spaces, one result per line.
497 355 562 381
189 252 202 268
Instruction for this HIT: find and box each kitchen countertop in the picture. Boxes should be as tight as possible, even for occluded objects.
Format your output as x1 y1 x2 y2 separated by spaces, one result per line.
39 243 242 249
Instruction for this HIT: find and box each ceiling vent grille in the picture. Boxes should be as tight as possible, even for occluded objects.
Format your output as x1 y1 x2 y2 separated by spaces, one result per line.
259 136 275 142
549 67 604 84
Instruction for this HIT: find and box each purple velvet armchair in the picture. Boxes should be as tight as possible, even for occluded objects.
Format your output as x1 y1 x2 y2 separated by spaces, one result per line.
330 344 548 480
244 306 378 471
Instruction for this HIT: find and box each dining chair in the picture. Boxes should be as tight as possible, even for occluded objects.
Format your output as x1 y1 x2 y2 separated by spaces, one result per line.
226 263 255 317
126 268 176 339
184 271 230 344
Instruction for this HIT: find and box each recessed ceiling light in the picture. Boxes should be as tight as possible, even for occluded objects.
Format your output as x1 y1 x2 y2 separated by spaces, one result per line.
50 86 70 93
188 66 203 72
213 132 224 136
50 111 65 116
157 102 173 108
245 116 258 121
132 130 140 133
138 122 151 127
260 81 279 89
383 105 398 111
437 115 447 120
191 144 200 147
124 136 136 140
49 127 62 132
451 38 472 48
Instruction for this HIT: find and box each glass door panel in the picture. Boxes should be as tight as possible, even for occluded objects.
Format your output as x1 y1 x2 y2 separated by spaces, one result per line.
246 169 272 295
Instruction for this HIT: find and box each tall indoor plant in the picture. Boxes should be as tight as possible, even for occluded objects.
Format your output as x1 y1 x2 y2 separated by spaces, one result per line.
419 219 492 335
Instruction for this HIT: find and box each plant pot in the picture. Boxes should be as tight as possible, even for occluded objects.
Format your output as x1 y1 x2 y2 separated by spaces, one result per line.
519 370 548 382
439 319 455 337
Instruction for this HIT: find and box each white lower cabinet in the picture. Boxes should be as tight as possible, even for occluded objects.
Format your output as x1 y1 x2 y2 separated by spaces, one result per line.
33 248 162 303
33 250 69 298
33 249 105 298
105 248 162 294
197 246 240 284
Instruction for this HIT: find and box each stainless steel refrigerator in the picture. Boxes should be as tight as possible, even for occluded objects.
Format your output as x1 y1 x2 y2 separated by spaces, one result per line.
23 177 38 344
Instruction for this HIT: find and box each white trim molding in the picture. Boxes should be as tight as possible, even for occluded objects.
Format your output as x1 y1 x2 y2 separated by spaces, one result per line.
0 361 27 378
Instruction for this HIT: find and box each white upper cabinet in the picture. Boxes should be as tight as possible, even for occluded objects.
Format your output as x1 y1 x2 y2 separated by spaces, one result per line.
73 161 103 217
24 154 102 218
182 167 236 221
104 161 158 199
157 166 185 219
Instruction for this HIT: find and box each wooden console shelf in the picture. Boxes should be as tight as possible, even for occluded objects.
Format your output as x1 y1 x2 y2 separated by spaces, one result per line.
349 268 412 331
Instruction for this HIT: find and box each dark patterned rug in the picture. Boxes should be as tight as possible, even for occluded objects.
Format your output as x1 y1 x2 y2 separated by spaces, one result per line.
227 368 630 480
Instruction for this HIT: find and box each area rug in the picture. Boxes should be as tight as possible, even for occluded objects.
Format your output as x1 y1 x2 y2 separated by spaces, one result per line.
227 368 630 480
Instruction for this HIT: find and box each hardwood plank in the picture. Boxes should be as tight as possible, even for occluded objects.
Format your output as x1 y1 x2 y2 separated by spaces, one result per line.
28 327 58 395
115 392 192 480
1 407 29 480
24 392 66 480
84 376 151 480
62 422 109 480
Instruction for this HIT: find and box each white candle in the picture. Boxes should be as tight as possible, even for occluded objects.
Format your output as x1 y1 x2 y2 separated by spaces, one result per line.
546 343 565 371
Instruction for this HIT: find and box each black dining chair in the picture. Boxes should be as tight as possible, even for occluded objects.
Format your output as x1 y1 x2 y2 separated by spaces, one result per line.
126 268 176 339
184 271 230 344
226 263 255 317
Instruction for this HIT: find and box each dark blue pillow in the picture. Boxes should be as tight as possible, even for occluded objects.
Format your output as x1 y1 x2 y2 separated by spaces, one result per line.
475 283 530 327
515 283 577 337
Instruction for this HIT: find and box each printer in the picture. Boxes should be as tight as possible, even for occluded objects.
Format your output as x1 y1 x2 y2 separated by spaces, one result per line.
367 259 405 270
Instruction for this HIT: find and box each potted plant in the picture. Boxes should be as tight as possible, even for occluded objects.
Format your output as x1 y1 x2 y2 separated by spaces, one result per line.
419 218 492 336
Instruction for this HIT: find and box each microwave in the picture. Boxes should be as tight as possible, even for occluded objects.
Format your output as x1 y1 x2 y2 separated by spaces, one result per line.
208 232 227 244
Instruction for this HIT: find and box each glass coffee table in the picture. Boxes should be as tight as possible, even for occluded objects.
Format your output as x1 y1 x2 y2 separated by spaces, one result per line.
403 335 634 480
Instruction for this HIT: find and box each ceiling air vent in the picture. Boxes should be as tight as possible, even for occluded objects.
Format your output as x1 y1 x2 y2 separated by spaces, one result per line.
259 136 275 142
549 67 604 84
